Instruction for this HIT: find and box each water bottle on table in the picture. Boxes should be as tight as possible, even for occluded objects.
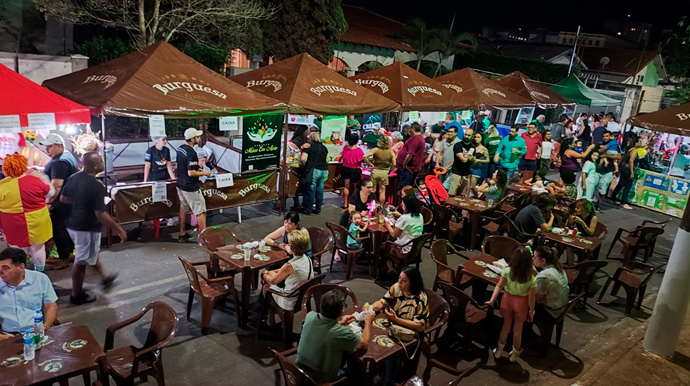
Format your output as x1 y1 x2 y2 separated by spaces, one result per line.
34 309 44 346
23 330 35 360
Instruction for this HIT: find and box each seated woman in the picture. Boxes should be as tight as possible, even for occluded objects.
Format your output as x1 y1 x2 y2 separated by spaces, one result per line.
263 211 311 258
474 169 507 203
371 267 428 386
545 172 577 200
261 230 314 313
532 246 569 325
339 179 376 227
564 198 598 264
384 195 424 254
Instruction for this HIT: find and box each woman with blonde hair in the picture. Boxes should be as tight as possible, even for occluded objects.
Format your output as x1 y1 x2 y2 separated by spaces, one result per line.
364 135 396 204
0 154 53 271
261 230 313 313
301 131 329 214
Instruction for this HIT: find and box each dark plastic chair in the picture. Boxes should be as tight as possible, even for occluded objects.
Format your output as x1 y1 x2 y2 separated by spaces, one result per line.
97 301 178 386
325 221 371 280
429 239 471 292
197 226 243 278
421 286 474 384
596 262 665 315
307 227 334 274
534 293 585 356
606 219 668 262
421 206 435 242
503 217 539 245
301 283 358 316
481 235 521 262
384 233 433 276
178 256 240 334
439 283 491 352
431 204 464 247
257 274 326 347
564 260 608 308
606 226 665 265
272 347 347 386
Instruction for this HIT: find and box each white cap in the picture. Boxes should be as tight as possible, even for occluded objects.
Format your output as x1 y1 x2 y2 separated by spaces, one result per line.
184 128 203 140
39 133 65 146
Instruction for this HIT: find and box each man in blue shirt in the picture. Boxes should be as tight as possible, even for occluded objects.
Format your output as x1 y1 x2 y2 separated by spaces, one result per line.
0 248 57 336
592 114 609 145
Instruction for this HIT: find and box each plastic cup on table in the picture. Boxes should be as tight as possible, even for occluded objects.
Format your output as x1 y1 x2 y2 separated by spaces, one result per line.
244 248 251 261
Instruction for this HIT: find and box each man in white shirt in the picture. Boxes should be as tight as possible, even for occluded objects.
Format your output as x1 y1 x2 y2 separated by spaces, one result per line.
537 131 555 180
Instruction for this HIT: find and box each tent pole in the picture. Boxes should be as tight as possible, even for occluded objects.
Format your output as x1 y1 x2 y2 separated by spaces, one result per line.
280 113 289 215
568 26 580 76
102 114 107 190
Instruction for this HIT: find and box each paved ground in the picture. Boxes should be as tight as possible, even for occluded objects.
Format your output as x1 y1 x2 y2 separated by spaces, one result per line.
22 190 681 386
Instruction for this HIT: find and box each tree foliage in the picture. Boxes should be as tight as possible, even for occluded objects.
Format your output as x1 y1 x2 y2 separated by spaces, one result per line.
430 28 476 77
403 19 433 72
663 16 690 78
452 51 574 84
34 0 276 51
260 0 347 63
74 36 136 66
668 81 690 104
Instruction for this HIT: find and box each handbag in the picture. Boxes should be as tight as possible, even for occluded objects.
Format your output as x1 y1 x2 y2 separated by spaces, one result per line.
388 323 421 360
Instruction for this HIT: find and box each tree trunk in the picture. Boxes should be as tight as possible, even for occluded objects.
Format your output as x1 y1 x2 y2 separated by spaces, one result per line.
643 205 690 357
433 60 442 77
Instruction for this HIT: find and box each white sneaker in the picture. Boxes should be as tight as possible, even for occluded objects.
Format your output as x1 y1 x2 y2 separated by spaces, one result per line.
493 347 503 359
509 349 522 362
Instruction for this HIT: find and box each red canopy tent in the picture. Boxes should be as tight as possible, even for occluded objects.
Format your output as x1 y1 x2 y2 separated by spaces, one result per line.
0 63 91 127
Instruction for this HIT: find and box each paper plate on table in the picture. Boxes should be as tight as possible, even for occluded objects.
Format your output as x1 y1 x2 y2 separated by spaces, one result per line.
230 254 244 260
483 270 498 278
471 199 481 202
374 335 395 348
63 339 87 352
458 202 469 206
580 239 593 244
40 359 64 373
254 254 270 261
561 237 573 242
373 318 390 329
1 356 23 367
474 260 487 267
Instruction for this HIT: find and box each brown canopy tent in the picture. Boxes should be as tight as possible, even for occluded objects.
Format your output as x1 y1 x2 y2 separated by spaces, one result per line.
230 53 400 115
350 62 467 111
629 102 690 137
43 41 287 118
494 71 575 109
435 68 533 110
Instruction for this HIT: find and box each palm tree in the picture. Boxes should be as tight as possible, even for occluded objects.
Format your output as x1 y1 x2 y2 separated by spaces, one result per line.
430 17 477 77
404 19 434 72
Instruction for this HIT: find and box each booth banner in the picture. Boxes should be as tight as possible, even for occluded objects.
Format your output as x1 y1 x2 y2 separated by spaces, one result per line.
515 107 535 125
112 171 279 223
362 114 383 131
0 115 21 133
628 169 689 218
241 114 283 172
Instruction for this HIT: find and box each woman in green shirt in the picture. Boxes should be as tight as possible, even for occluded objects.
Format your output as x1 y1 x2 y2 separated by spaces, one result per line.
483 125 502 177
486 247 536 362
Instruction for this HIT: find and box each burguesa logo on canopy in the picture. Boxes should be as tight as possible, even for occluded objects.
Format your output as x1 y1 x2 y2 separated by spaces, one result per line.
246 79 283 92
531 91 550 100
482 88 506 98
677 113 690 121
441 84 463 93
310 84 357 97
407 85 442 97
354 78 390 93
152 74 227 99
83 75 118 89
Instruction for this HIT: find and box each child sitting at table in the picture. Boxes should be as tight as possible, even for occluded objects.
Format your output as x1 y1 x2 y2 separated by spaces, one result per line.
486 247 536 362
546 172 577 200
564 198 598 265
347 211 370 250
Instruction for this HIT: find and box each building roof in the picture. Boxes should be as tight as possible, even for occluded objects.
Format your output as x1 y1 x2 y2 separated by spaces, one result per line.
477 40 572 62
580 48 660 76
341 5 413 52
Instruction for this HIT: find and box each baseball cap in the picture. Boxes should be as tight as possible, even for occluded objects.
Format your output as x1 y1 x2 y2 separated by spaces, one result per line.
184 128 203 140
152 135 167 142
39 133 65 146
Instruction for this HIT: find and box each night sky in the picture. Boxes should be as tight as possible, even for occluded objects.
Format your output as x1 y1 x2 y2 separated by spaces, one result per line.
343 0 687 41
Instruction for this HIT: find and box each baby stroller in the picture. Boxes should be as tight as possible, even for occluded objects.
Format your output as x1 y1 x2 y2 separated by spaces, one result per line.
423 167 449 206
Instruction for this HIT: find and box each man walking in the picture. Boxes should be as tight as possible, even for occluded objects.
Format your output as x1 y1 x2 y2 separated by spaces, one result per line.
495 126 527 181
177 128 212 242
39 133 77 270
61 152 127 304
520 122 542 174
395 122 426 188
439 122 462 188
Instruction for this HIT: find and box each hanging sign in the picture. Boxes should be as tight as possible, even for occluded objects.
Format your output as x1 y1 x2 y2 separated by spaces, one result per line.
241 114 283 172
148 115 166 138
0 115 21 133
436 112 447 122
362 114 382 131
409 111 420 121
27 113 56 131
152 181 167 203
215 173 235 188
515 107 535 125
219 116 239 131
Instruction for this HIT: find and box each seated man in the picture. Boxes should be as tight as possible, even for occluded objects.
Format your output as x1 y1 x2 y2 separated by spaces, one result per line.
0 247 58 337
296 290 374 384
514 193 556 240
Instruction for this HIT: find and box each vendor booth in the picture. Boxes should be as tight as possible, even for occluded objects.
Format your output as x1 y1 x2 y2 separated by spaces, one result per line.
435 68 534 109
42 41 289 227
550 74 619 107
231 53 401 207
624 102 690 217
